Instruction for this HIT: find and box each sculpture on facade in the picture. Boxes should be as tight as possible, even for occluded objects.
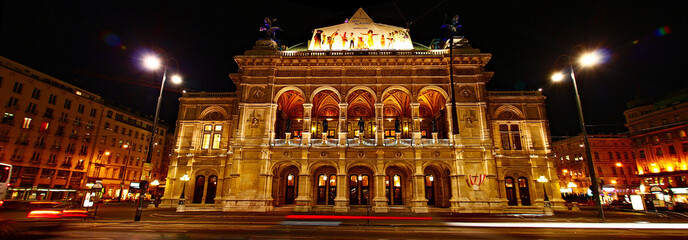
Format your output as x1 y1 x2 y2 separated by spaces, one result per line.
394 118 401 132
358 117 365 134
259 17 282 40
322 119 328 134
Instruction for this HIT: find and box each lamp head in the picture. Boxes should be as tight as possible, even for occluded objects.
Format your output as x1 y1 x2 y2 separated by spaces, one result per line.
143 55 162 70
171 74 182 84
151 180 160 186
579 50 603 67
551 72 565 82
537 175 548 183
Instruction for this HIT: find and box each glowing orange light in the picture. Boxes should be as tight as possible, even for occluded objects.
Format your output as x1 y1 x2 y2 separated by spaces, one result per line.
615 163 622 167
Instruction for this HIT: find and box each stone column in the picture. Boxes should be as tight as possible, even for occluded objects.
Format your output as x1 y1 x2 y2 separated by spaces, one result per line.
302 103 313 146
411 103 421 146
411 160 428 213
338 103 348 146
373 158 389 213
294 163 312 212
267 103 278 144
445 103 454 142
334 160 349 212
374 103 384 146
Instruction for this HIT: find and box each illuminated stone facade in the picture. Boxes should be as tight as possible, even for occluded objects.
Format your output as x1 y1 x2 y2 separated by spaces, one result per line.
161 9 563 213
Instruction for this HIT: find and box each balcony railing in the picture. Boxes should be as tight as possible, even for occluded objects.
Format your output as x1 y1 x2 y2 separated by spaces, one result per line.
271 137 451 147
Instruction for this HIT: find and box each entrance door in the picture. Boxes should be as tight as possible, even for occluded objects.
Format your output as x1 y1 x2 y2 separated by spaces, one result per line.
285 174 296 204
505 177 517 206
386 175 403 205
317 174 327 204
425 175 435 206
518 177 531 206
349 174 370 205
327 174 336 205
192 175 205 203
205 175 218 204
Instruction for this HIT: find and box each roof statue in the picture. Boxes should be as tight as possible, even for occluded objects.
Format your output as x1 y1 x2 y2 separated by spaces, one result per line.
308 8 414 51
440 15 469 49
259 17 282 40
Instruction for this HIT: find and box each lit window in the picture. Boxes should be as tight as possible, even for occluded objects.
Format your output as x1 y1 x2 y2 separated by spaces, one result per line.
214 125 222 131
40 122 49 131
204 125 212 131
499 124 522 150
22 117 32 128
212 134 221 149
202 133 211 149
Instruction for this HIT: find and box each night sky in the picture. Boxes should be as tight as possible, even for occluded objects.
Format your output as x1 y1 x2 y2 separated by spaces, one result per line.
1 1 685 138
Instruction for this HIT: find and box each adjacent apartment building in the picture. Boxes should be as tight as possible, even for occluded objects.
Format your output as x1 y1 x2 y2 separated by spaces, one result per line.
0 56 170 200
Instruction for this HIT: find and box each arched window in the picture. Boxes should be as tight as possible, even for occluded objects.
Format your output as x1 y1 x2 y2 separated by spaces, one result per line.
328 174 337 205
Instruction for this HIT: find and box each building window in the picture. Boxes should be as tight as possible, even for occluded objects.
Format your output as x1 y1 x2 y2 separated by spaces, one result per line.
6 97 18 108
26 102 37 113
31 88 41 99
499 124 522 150
12 82 23 94
624 152 629 160
90 109 97 117
611 167 617 176
107 110 113 118
680 130 687 138
682 143 688 153
608 152 613 160
77 104 85 114
64 99 72 109
40 122 49 132
48 94 57 105
597 167 603 176
594 152 599 159
616 152 621 159
639 150 645 159
22 117 32 129
668 145 676 155
201 124 222 149
656 147 663 156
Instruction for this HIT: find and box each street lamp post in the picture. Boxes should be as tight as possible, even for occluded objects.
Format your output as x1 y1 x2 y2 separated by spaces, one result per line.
551 49 605 220
118 143 133 202
137 53 182 221
177 174 190 212
537 175 553 215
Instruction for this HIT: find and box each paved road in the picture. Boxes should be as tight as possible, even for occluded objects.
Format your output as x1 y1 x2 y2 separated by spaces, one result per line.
15 221 688 239
6 206 688 239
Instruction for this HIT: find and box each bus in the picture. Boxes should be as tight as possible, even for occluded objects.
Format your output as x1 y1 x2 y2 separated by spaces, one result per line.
0 163 11 200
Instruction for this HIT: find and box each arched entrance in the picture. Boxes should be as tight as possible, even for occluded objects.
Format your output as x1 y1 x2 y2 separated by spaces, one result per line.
424 164 452 207
275 90 305 139
348 166 374 205
385 166 410 205
313 166 337 205
272 165 299 205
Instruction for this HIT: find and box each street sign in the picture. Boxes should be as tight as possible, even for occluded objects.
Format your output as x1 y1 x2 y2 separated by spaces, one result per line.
83 193 93 207
650 186 663 193
130 182 140 189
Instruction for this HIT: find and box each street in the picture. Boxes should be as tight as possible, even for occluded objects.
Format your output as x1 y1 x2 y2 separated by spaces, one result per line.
6 206 688 239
